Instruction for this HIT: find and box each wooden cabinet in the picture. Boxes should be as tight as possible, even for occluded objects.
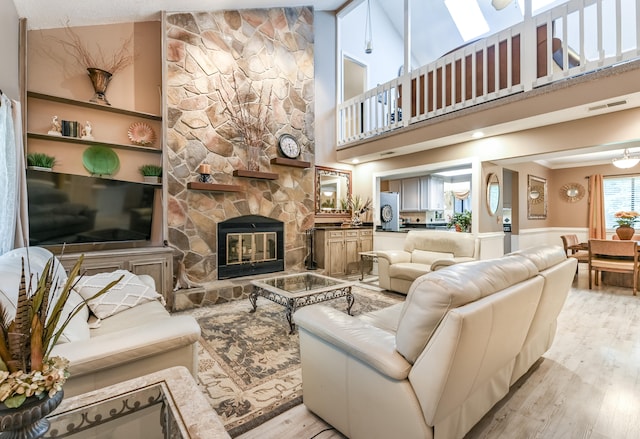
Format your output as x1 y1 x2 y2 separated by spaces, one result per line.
315 228 373 277
57 247 174 308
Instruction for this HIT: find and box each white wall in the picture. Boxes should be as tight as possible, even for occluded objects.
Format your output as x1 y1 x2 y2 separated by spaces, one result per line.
339 0 404 90
0 0 19 100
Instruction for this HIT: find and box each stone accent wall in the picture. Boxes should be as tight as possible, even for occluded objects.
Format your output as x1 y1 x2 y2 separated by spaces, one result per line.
165 8 315 305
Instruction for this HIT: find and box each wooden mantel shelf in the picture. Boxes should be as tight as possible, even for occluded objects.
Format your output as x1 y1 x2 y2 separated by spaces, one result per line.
270 157 311 168
187 182 243 192
233 169 278 180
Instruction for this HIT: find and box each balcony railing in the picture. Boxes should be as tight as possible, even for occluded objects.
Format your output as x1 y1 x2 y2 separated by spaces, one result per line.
337 0 640 147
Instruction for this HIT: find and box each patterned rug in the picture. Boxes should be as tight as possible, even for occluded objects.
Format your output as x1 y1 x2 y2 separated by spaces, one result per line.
183 284 402 437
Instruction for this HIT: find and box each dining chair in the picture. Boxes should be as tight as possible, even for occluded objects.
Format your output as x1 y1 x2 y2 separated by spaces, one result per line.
561 234 589 270
588 239 639 295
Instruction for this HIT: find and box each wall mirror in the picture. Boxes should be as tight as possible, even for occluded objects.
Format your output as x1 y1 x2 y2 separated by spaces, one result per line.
486 173 500 215
560 182 585 203
315 166 352 218
527 175 547 219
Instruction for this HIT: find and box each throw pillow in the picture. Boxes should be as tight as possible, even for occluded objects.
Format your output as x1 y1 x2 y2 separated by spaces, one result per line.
74 270 164 320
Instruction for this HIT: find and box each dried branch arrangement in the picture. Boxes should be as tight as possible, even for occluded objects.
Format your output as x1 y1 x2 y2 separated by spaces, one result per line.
50 24 134 74
216 71 273 149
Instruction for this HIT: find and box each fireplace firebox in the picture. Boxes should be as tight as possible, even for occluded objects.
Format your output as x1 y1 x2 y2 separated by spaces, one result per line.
217 215 285 279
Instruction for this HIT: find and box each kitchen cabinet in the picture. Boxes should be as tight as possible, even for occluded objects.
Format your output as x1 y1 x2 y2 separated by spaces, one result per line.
421 176 445 210
388 179 402 194
315 228 373 277
401 177 421 211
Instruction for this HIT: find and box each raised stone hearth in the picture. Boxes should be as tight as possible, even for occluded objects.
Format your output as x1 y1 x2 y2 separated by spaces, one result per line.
165 7 315 294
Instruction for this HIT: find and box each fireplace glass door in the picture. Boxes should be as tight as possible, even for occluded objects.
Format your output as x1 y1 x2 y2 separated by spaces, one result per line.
227 232 277 265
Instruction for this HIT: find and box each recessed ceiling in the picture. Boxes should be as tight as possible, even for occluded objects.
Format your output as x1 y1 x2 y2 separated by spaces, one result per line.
13 0 348 29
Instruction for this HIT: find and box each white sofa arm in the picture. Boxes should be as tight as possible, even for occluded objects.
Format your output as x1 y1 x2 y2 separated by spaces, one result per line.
430 257 475 271
294 306 411 380
51 315 201 377
376 250 412 265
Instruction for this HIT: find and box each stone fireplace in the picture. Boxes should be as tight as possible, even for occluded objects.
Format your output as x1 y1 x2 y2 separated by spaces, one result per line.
165 8 315 308
217 215 284 279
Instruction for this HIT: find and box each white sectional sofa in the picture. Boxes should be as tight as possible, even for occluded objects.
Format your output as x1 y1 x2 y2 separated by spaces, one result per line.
0 247 201 397
377 230 480 294
294 245 576 439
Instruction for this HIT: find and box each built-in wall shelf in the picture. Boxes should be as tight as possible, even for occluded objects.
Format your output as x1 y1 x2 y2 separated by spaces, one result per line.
27 91 162 121
187 182 244 192
233 170 278 180
270 157 311 168
27 132 162 154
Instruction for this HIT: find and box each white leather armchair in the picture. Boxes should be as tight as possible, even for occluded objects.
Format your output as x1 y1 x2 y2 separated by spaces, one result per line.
377 230 479 294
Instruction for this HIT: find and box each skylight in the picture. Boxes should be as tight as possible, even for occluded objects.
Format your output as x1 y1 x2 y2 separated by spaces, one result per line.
445 0 490 42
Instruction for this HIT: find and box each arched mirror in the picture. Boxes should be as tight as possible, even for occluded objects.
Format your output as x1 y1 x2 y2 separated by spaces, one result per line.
486 173 500 215
315 166 352 219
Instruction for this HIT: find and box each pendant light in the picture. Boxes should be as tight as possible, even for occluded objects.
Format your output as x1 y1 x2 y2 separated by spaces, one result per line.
364 0 373 54
612 149 640 169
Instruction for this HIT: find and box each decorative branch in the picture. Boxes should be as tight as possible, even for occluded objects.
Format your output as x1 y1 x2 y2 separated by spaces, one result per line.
216 71 273 149
49 24 134 74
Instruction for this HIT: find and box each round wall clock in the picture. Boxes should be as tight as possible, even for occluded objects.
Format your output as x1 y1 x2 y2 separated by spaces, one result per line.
278 134 301 159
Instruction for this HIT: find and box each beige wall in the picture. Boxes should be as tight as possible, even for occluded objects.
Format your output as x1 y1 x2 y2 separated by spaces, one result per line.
351 105 640 232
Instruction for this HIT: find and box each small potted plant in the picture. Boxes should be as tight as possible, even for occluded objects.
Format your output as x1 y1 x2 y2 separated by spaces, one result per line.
26 153 56 171
139 164 162 184
447 210 472 233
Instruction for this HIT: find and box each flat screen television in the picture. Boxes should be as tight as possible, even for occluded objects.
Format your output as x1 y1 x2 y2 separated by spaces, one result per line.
27 170 156 247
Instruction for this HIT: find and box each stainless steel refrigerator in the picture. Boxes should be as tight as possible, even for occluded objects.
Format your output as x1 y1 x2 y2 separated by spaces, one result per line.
380 192 400 231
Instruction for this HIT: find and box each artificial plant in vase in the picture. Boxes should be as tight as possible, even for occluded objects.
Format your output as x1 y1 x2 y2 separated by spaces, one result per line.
139 164 162 184
447 210 472 232
614 210 640 239
347 195 372 227
26 153 56 171
50 25 133 105
0 255 120 438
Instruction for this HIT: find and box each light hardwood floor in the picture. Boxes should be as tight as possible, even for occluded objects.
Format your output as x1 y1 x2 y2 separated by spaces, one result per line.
238 265 640 439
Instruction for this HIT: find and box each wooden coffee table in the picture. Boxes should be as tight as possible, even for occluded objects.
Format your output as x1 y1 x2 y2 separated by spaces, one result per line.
250 272 354 333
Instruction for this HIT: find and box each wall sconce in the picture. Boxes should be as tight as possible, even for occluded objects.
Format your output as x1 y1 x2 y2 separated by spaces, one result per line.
612 149 640 169
364 0 373 54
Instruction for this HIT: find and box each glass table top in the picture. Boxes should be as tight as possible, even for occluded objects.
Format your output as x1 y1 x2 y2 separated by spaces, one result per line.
252 272 353 297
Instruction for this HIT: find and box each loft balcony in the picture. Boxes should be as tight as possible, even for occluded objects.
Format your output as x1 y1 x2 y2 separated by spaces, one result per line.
336 0 640 162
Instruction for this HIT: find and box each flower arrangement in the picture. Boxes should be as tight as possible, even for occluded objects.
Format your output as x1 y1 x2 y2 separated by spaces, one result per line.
614 211 640 227
347 195 372 226
0 255 120 408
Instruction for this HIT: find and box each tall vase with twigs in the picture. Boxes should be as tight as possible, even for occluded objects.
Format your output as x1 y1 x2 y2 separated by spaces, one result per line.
217 71 272 171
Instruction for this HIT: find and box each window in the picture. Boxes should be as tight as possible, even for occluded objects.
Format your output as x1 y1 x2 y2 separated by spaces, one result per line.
603 176 640 229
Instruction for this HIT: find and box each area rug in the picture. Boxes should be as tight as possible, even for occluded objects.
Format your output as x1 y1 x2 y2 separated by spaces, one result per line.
183 284 402 437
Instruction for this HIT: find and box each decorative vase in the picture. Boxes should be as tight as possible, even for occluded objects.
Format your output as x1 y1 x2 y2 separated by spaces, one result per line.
247 146 260 172
616 225 635 240
351 212 362 227
0 390 64 439
143 176 161 184
87 68 113 106
455 224 462 232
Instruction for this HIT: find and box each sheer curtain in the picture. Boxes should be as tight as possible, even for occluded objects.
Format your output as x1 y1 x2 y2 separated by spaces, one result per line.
0 93 28 255
588 174 606 239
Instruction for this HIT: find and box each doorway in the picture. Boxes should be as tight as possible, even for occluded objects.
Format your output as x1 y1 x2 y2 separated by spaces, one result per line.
342 55 367 137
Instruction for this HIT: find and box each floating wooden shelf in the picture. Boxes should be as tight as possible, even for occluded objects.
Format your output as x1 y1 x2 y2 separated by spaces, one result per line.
270 157 311 168
27 91 162 121
233 170 278 180
187 182 243 192
27 132 162 154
